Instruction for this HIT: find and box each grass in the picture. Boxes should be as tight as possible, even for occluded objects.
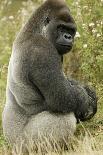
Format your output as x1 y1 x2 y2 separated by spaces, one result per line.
0 131 103 155
0 0 103 154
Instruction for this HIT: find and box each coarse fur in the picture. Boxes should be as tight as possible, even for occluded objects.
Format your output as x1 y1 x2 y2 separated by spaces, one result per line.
2 0 97 149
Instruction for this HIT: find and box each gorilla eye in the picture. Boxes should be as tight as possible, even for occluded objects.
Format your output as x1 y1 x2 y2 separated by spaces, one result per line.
69 28 76 36
44 17 50 25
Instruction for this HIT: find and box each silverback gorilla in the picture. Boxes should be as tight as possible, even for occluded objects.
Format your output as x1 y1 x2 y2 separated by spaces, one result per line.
2 0 97 149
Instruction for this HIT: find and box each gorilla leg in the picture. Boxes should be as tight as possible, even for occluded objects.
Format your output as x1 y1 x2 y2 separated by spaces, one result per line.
24 111 76 139
22 111 76 150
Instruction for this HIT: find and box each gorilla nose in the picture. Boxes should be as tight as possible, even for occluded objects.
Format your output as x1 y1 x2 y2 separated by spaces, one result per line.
63 33 72 43
56 32 73 46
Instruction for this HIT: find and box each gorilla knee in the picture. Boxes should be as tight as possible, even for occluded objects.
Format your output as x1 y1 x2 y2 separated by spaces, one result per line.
24 112 76 143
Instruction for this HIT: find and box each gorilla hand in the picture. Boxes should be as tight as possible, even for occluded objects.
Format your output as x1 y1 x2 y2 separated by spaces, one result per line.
75 85 97 121
82 85 97 120
67 81 97 122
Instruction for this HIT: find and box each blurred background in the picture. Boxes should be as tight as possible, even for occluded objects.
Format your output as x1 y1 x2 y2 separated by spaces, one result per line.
0 0 103 151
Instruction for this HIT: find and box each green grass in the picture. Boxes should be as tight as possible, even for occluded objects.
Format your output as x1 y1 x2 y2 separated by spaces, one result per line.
0 0 103 154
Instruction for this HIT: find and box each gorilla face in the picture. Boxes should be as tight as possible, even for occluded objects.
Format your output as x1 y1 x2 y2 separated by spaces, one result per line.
55 24 76 54
42 8 77 55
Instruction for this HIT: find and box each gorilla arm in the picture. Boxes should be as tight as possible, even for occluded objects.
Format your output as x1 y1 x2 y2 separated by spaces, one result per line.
66 78 97 121
29 38 91 115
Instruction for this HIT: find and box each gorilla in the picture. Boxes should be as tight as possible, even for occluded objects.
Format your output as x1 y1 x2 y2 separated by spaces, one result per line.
2 0 97 150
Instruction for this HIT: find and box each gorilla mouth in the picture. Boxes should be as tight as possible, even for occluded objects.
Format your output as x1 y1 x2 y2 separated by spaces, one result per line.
62 44 72 48
56 43 72 54
57 42 72 48
60 44 72 50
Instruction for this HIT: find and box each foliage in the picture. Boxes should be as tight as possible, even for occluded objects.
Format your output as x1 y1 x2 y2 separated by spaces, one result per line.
65 0 103 83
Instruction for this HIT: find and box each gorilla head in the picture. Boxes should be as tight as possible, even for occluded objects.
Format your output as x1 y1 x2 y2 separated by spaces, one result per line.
42 0 77 55
24 0 77 55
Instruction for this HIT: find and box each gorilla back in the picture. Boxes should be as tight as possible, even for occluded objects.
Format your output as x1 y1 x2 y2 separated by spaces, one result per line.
2 0 97 147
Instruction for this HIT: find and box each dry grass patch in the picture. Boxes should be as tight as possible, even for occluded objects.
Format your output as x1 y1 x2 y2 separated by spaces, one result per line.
0 129 103 155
